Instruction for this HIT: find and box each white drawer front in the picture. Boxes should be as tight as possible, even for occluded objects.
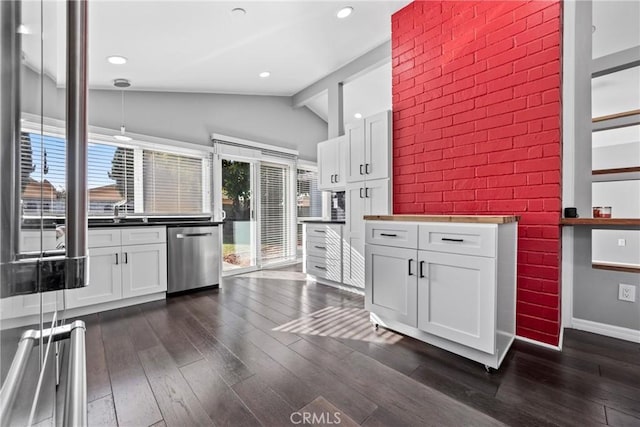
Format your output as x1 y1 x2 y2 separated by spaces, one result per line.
306 236 341 260
89 229 122 248
121 227 166 246
418 223 496 258
306 256 342 283
365 222 418 249
20 230 58 252
305 223 342 238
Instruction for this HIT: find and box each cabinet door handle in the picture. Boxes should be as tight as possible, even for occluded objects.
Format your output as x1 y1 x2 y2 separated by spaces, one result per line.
441 238 464 243
365 163 371 174
365 187 370 198
115 253 119 265
314 230 326 233
359 188 364 198
359 164 364 175
419 261 425 278
335 174 338 182
380 233 397 237
314 245 326 250
408 259 414 276
330 174 335 183
124 252 128 264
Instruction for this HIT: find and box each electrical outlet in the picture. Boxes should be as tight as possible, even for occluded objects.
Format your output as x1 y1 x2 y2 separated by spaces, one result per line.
618 284 636 302
617 239 626 247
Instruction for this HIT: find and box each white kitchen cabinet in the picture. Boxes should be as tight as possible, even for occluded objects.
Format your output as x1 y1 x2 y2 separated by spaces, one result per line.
122 243 168 298
364 217 517 369
304 223 343 285
344 179 391 288
346 110 391 183
365 244 417 326
417 251 496 353
20 229 58 252
66 246 122 309
317 136 346 190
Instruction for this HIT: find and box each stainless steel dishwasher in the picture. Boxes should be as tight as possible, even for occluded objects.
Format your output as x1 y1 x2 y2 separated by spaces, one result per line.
167 225 220 294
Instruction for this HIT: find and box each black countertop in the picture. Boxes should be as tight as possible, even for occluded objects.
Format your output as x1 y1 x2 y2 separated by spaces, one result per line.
21 217 223 230
300 220 346 224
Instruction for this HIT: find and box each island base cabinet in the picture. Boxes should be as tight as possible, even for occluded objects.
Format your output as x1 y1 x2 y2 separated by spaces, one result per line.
365 245 417 326
417 251 496 354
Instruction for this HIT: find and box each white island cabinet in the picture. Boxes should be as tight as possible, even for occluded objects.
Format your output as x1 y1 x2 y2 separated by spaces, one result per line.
364 215 518 370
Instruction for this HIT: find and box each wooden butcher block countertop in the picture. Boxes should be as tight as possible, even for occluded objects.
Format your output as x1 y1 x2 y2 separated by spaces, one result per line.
363 215 519 224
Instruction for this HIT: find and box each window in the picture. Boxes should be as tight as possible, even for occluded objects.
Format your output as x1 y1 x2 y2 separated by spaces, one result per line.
20 130 211 217
296 167 322 253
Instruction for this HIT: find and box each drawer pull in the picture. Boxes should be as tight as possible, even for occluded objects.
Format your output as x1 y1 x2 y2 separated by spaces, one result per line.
314 230 326 233
380 233 397 237
419 261 425 278
315 265 327 270
441 238 464 243
314 245 326 250
408 258 414 276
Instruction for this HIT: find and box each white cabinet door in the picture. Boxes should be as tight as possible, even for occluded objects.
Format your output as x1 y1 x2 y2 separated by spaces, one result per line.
346 183 366 236
417 251 496 353
365 178 391 216
65 247 122 309
364 111 391 182
345 119 366 183
343 236 364 288
317 140 334 190
333 136 346 188
121 243 167 298
365 245 417 326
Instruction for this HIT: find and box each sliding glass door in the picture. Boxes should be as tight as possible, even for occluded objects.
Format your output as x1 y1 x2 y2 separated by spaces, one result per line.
260 162 296 266
220 158 258 274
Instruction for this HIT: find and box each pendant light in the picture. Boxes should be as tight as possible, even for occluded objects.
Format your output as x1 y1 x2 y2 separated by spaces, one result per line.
113 79 132 142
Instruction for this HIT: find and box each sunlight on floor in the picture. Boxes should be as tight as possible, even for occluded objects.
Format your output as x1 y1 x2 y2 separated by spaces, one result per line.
273 306 403 344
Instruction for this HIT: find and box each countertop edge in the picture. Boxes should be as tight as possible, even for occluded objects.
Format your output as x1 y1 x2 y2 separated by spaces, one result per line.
363 215 520 224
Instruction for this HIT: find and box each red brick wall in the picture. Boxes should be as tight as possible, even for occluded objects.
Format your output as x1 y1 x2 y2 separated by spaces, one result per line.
392 1 562 345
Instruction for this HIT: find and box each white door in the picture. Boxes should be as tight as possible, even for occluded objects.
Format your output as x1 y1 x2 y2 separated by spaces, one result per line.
121 243 168 298
66 247 122 309
364 111 391 181
345 119 366 183
365 245 417 326
365 178 391 216
417 251 496 353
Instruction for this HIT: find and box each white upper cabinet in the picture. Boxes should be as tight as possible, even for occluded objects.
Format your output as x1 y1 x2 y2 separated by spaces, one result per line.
317 135 346 190
347 110 391 183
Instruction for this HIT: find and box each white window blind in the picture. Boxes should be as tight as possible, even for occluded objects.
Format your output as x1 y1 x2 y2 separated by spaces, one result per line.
142 150 207 214
297 168 322 219
261 163 294 264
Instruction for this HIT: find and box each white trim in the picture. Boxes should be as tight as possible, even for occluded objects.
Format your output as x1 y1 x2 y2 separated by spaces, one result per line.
571 318 640 343
515 335 562 351
297 159 318 171
212 133 299 156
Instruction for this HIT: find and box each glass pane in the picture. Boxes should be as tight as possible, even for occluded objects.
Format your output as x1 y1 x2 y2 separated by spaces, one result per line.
89 144 134 215
222 159 256 272
261 163 294 265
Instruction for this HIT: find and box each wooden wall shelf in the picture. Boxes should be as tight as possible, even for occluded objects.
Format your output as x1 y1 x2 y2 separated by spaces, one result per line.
592 262 640 274
592 109 640 123
592 166 640 175
561 218 640 226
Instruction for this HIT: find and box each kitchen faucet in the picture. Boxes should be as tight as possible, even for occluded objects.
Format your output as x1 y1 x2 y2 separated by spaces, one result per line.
113 199 128 220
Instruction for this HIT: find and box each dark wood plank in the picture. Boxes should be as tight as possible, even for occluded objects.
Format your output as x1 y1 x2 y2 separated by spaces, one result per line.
180 358 259 427
137 344 214 427
81 314 113 403
118 305 161 352
99 310 163 427
87 394 117 427
605 406 640 427
296 396 360 427
232 375 295 426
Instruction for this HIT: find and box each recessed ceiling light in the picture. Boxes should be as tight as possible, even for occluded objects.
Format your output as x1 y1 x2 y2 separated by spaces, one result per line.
17 24 31 34
231 7 246 16
337 6 353 19
107 56 128 65
354 113 362 119
259 71 271 78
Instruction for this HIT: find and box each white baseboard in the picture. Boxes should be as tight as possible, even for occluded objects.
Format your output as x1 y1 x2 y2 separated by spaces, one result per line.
571 318 640 343
515 335 562 351
309 276 364 296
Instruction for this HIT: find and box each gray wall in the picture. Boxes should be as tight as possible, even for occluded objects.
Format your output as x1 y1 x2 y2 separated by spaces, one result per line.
21 66 328 161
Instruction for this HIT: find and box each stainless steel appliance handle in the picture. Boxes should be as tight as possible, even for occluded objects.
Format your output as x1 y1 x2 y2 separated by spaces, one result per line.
176 232 214 238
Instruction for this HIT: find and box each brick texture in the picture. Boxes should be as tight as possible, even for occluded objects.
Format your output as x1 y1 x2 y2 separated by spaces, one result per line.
392 0 562 346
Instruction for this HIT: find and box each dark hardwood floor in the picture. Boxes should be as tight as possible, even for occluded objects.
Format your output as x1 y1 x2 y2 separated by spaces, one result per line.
78 264 640 426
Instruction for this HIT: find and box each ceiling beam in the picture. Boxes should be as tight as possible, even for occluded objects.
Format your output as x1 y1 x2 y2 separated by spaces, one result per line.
291 40 391 108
